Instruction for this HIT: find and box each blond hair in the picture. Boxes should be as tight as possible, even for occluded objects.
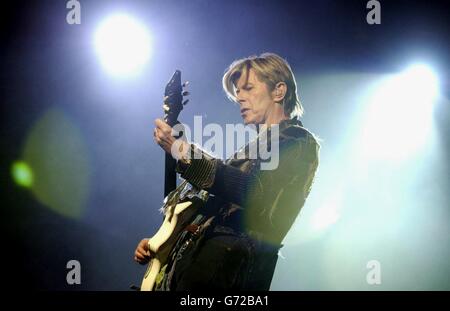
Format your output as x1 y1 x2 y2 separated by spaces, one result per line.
222 52 303 118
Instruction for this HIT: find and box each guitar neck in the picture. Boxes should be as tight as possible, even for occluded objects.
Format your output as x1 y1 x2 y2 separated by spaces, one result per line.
164 152 177 198
161 69 186 198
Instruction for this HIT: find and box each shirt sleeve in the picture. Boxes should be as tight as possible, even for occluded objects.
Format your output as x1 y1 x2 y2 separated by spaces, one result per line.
176 133 320 242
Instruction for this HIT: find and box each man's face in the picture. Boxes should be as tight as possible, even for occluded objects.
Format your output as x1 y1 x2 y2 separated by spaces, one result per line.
234 68 274 125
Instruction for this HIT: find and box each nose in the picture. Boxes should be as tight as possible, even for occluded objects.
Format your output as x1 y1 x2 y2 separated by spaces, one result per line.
236 93 246 106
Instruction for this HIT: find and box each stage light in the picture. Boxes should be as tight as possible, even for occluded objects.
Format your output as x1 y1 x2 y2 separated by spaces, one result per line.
94 14 151 77
359 63 439 161
307 186 343 233
11 161 34 188
310 203 341 231
401 64 439 102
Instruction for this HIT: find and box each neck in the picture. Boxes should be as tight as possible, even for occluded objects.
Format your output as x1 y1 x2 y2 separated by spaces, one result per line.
259 103 289 132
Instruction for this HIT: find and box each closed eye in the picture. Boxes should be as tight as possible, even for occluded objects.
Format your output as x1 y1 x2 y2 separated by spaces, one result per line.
235 84 253 95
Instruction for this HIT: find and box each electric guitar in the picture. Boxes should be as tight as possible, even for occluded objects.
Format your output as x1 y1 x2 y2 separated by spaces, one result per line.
139 71 208 291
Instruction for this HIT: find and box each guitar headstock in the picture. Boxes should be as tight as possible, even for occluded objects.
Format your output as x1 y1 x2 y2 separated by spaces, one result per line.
163 70 189 127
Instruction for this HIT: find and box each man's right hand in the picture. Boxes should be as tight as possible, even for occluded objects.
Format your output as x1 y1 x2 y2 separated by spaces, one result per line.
134 238 152 265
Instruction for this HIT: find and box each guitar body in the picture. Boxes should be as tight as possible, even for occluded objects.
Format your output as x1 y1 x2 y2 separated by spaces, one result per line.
140 198 200 291
140 180 208 291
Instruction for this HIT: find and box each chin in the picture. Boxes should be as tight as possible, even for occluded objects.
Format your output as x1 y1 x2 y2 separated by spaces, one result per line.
242 119 253 125
242 115 259 126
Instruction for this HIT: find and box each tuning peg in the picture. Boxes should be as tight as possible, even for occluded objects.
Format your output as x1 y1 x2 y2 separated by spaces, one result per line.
163 104 170 112
182 99 189 106
182 81 189 88
182 91 190 96
163 95 169 103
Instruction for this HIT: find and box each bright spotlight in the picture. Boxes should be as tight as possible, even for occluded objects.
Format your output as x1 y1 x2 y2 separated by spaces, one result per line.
311 202 340 230
94 14 151 77
359 63 439 161
401 64 439 103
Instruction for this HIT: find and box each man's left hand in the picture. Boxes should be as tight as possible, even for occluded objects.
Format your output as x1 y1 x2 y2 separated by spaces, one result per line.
153 118 189 160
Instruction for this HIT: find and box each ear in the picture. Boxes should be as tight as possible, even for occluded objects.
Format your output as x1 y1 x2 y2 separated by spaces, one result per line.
272 82 287 103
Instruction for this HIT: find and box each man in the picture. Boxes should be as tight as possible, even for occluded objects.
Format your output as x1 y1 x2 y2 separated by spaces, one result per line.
135 53 320 290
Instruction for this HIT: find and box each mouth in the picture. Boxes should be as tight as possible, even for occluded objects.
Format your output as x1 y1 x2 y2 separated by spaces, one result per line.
240 108 250 115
